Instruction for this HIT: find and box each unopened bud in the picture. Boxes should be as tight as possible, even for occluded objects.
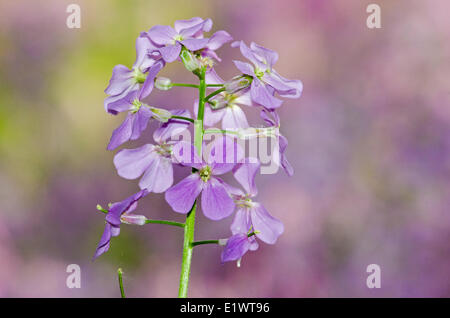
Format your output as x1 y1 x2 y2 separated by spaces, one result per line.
180 48 200 72
224 75 251 94
209 94 228 110
155 77 172 90
120 214 147 226
149 106 172 123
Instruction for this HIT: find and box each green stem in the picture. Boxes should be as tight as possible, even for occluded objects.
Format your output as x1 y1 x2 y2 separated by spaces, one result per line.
206 84 224 87
178 67 207 298
145 219 185 228
170 115 195 123
117 268 125 298
204 87 226 102
171 83 199 88
191 240 219 247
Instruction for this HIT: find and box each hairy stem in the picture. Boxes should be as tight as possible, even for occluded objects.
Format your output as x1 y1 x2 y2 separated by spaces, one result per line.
178 67 206 298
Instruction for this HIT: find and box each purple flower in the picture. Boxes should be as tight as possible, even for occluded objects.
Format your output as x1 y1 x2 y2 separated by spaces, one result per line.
260 109 293 176
106 62 170 151
200 30 233 63
220 233 258 264
113 110 191 193
228 158 284 244
147 17 212 63
104 35 162 112
233 41 303 109
165 136 243 220
94 189 148 259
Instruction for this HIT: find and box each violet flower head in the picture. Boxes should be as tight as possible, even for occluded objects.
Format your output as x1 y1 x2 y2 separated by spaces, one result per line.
260 109 294 176
220 233 258 264
94 189 148 260
147 17 212 63
113 110 191 193
229 158 284 244
165 136 244 220
104 35 162 112
106 62 171 151
233 41 303 109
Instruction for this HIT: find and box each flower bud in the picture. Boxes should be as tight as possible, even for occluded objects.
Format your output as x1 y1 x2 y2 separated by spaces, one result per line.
120 214 147 226
224 75 251 94
180 48 200 73
209 94 228 110
155 77 172 90
149 106 172 123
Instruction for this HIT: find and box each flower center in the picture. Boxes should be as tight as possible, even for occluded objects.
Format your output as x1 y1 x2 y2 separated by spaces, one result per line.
174 34 184 42
254 67 265 80
133 68 146 84
131 99 142 113
154 143 172 158
234 194 255 208
199 166 212 182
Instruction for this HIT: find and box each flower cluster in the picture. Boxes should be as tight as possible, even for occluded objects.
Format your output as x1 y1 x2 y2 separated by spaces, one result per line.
95 17 302 270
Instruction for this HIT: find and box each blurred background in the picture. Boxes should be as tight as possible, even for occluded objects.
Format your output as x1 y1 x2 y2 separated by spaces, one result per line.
0 0 449 297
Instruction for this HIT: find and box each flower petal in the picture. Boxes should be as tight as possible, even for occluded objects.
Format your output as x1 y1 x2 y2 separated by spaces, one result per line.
104 65 134 96
147 25 177 45
220 233 251 263
139 60 164 99
201 177 235 220
205 136 244 175
174 17 205 33
106 88 138 114
249 42 279 69
113 144 155 180
139 156 173 193
194 99 225 127
221 105 249 129
158 43 182 63
207 30 233 50
153 109 191 144
205 68 225 85
107 113 134 151
93 223 113 259
232 158 260 196
231 208 251 235
180 38 209 51
233 60 255 77
239 41 266 70
165 174 203 214
250 203 284 244
250 78 283 109
171 141 203 169
130 107 152 141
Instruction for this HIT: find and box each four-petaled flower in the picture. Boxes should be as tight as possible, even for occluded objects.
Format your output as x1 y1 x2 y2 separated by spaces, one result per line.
147 17 212 63
94 189 148 259
113 110 191 193
233 41 303 109
220 233 258 264
165 136 243 220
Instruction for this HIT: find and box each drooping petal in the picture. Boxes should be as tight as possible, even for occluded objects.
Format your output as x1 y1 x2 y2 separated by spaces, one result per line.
232 158 260 196
93 223 112 260
221 105 249 129
262 72 299 97
270 70 303 99
139 60 164 99
104 84 138 114
171 141 203 169
153 109 191 144
133 35 157 71
250 203 284 244
249 42 279 69
233 60 256 77
106 89 138 114
201 177 235 220
239 41 266 71
130 107 152 141
165 174 203 214
220 233 251 263
107 113 134 151
230 208 251 235
104 65 134 96
180 38 209 51
207 30 233 50
106 189 149 226
174 17 205 33
159 43 182 63
147 25 177 45
205 136 244 175
250 78 283 109
113 144 155 180
139 155 174 193
279 134 294 176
